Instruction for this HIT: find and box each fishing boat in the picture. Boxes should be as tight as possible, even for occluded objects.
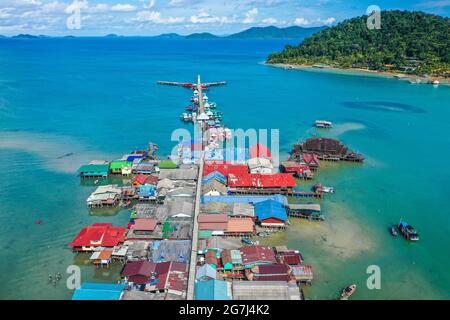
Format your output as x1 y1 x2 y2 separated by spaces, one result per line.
322 186 334 193
398 220 419 241
241 238 254 245
389 225 398 236
186 105 194 111
340 284 356 300
315 120 333 128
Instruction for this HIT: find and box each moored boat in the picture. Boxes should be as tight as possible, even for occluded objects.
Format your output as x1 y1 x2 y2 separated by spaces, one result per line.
390 225 398 236
340 284 356 300
315 120 333 128
398 220 419 241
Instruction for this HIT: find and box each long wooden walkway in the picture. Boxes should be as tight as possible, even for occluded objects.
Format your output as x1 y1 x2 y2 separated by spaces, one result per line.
186 152 204 300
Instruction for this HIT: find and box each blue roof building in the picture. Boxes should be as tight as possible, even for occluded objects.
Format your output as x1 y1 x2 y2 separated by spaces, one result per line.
196 264 217 282
202 194 288 206
254 200 288 223
72 283 126 300
195 279 232 300
138 185 156 200
203 171 227 185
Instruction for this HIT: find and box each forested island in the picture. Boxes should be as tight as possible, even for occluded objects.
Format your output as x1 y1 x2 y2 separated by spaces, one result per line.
267 11 450 78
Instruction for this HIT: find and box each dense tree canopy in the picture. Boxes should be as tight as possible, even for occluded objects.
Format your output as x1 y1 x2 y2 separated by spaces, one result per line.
267 11 450 77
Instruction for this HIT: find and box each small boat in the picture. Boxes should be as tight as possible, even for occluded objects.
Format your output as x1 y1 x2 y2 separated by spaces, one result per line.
257 231 270 237
390 225 398 236
35 219 42 225
186 105 194 111
398 220 419 241
241 238 254 245
322 186 334 194
315 120 333 128
340 284 356 300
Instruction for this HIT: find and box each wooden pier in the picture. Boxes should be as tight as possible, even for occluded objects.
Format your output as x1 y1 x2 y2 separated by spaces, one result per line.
288 204 325 221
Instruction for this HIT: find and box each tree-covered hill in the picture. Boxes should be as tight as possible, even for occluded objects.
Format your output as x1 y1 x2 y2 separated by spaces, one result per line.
267 11 450 77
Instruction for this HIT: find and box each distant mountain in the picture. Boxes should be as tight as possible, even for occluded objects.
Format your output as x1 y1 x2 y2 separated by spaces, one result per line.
227 26 326 39
185 32 219 39
155 33 184 39
104 33 120 38
12 34 39 39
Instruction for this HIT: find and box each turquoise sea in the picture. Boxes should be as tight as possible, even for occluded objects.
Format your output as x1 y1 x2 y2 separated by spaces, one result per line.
0 37 449 300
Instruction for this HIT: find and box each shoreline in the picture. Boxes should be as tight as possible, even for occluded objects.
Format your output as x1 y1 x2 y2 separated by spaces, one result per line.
267 62 450 86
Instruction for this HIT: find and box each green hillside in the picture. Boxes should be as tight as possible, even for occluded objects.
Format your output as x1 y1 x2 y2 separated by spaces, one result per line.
267 11 450 77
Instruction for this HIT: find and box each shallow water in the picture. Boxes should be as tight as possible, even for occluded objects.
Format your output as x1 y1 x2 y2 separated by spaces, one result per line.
0 37 449 299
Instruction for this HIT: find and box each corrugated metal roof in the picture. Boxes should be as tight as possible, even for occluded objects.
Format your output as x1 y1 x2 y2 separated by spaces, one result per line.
78 164 109 174
202 195 288 206
226 217 254 233
254 200 288 222
198 214 228 223
203 163 249 177
72 283 125 300
228 173 296 188
109 161 132 170
203 171 227 185
195 279 232 300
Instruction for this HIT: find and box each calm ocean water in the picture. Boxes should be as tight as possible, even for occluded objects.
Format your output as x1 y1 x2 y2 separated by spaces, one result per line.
0 37 449 299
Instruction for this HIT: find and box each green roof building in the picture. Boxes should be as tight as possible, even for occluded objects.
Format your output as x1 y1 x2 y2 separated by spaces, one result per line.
158 160 178 169
78 164 110 178
109 160 132 173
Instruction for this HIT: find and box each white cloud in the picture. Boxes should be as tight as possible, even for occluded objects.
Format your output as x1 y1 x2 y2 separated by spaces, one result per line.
190 11 235 24
294 17 309 26
0 8 13 19
111 4 137 12
243 8 258 23
262 17 277 24
41 1 66 13
135 11 184 24
143 0 156 9
168 0 196 7
317 17 335 25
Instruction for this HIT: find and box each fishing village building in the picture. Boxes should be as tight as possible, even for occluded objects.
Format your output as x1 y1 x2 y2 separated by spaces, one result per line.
69 76 366 301
69 223 127 252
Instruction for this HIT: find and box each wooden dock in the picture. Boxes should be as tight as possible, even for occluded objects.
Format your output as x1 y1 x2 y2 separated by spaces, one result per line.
287 204 325 221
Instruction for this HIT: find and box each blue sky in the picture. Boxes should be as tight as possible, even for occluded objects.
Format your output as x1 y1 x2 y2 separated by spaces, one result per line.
0 0 449 36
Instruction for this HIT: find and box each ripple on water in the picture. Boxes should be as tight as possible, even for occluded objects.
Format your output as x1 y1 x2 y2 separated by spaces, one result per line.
341 101 425 113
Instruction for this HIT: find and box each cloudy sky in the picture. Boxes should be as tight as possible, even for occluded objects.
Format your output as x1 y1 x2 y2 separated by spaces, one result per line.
0 0 449 36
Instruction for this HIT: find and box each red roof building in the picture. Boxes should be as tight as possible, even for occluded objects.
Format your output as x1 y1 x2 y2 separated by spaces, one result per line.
226 217 255 236
276 251 303 265
69 223 127 251
133 218 157 232
198 214 228 231
247 263 292 281
203 162 249 177
227 173 296 188
145 175 159 185
133 174 148 186
302 153 320 169
145 261 188 294
121 261 156 285
249 143 272 160
133 174 159 187
281 162 310 174
240 245 277 268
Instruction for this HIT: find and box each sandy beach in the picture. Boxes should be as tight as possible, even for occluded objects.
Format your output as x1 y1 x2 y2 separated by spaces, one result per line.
267 62 450 85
